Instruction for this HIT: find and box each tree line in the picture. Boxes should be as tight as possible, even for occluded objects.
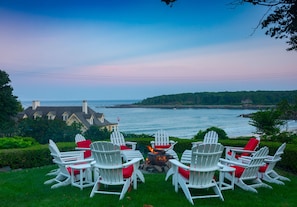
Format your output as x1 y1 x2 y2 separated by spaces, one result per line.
137 91 297 106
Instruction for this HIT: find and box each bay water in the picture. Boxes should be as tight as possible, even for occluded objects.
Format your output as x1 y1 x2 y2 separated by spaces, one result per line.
21 100 297 139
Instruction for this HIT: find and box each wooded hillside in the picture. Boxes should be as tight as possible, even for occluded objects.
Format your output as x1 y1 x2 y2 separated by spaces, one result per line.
136 91 297 107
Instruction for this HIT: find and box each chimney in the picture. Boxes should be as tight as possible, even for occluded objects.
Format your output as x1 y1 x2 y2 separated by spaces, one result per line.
82 100 88 114
32 100 40 110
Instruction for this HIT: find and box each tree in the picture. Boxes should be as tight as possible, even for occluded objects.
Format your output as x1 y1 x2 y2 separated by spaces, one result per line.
18 118 82 144
83 126 111 141
0 70 20 136
249 108 285 135
234 0 297 51
162 0 297 51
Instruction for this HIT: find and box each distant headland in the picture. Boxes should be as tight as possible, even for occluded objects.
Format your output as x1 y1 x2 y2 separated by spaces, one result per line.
107 90 297 110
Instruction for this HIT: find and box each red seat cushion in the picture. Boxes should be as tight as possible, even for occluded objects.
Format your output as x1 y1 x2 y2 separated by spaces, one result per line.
259 163 269 173
67 167 81 176
155 145 171 149
122 165 134 178
120 145 131 150
231 165 245 178
178 167 190 179
77 139 92 158
242 137 259 156
227 137 259 159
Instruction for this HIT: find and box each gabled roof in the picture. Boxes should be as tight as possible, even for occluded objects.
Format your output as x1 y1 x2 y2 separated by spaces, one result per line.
21 104 116 130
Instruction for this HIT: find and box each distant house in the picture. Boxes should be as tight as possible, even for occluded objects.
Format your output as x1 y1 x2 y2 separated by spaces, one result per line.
18 100 118 132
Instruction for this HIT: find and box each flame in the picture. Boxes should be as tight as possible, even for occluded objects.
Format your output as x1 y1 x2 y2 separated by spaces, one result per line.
147 146 154 153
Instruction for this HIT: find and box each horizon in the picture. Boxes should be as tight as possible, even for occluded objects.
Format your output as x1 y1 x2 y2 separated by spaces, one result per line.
1 0 297 101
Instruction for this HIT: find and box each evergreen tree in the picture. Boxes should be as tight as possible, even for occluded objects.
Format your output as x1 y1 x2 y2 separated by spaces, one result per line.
0 70 20 136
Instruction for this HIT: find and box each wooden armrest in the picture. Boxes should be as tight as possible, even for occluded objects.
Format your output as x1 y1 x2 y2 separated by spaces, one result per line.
230 148 255 154
75 147 90 150
169 159 190 170
60 151 84 156
219 158 248 167
169 140 177 145
265 157 281 163
57 157 94 165
126 141 137 145
123 158 142 167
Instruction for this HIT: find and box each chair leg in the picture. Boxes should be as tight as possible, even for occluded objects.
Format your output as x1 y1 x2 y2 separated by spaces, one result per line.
212 183 224 201
165 168 174 182
177 175 194 205
90 177 100 198
262 170 290 184
136 169 145 183
120 179 131 200
51 176 71 189
236 179 258 193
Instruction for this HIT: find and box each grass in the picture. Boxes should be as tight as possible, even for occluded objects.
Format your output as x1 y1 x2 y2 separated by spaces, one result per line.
0 165 297 207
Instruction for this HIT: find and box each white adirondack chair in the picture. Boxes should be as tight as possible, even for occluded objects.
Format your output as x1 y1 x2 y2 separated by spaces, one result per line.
110 130 145 182
168 143 224 205
110 130 137 150
90 141 142 200
184 131 219 164
225 137 260 161
75 134 86 143
44 144 93 189
220 146 272 193
258 143 290 185
46 139 86 176
49 139 84 160
151 129 178 160
203 130 219 143
74 134 92 158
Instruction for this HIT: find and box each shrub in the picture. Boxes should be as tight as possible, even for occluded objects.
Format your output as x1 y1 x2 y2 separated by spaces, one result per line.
0 137 38 149
193 126 228 140
83 126 111 141
261 131 297 143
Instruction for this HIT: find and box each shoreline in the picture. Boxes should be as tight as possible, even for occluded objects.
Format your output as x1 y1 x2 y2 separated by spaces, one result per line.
106 104 275 110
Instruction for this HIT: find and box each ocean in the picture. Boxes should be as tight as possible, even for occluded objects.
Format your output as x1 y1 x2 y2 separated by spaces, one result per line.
21 100 297 139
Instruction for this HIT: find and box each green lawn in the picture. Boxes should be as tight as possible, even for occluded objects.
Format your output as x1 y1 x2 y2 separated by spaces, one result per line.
0 165 296 207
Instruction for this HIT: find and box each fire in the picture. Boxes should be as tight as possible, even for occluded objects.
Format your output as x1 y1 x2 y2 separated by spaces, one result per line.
147 146 155 153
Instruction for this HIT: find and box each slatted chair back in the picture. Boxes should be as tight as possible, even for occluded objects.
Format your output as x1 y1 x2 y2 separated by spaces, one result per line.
110 130 126 147
266 142 286 172
154 129 170 146
75 134 86 143
49 145 70 178
90 141 140 200
240 146 269 179
91 142 123 182
49 139 62 156
189 143 224 186
258 143 290 184
203 131 219 144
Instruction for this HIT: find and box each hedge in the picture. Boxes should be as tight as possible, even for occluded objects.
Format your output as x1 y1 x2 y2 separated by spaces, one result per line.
0 142 75 169
0 138 296 174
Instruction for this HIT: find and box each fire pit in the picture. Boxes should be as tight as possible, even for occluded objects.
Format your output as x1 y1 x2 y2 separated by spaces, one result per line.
141 146 173 173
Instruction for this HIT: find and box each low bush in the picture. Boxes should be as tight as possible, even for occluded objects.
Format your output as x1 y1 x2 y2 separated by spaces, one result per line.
0 137 38 149
0 142 75 169
194 126 228 140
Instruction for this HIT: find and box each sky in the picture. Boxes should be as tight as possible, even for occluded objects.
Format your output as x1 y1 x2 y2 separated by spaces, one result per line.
1 0 296 101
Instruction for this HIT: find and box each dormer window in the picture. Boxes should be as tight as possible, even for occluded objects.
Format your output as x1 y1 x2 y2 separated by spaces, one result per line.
47 112 56 120
62 112 69 121
33 111 42 119
88 116 94 125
